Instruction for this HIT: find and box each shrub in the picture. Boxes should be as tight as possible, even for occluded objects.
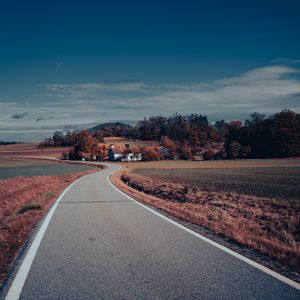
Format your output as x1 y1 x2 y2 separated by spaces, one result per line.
240 145 252 158
227 141 241 159
17 203 42 214
203 149 216 160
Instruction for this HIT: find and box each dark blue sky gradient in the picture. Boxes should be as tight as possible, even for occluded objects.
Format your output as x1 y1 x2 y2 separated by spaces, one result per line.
1 0 299 85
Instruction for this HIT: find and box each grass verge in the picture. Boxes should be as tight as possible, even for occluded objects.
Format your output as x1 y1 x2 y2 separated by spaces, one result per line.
111 169 300 279
0 169 99 285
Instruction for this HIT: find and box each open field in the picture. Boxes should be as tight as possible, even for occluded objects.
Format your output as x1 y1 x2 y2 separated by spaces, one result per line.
134 166 300 200
0 143 37 151
0 157 99 180
120 158 300 170
0 142 70 158
113 158 300 276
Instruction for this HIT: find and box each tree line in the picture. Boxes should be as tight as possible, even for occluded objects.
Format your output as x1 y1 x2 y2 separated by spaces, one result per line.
40 109 300 160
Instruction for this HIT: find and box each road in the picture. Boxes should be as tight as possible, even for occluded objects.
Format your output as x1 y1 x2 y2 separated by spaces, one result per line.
4 164 300 299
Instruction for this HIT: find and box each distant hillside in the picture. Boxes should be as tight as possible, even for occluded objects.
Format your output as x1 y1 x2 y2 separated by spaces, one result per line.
89 122 134 137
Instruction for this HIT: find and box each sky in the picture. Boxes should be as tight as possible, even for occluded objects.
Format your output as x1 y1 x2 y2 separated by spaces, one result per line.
0 0 300 141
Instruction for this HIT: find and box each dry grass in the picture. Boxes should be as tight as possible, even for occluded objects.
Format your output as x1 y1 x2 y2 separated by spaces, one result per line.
112 168 300 274
0 169 98 284
0 157 63 168
0 142 70 158
0 142 38 151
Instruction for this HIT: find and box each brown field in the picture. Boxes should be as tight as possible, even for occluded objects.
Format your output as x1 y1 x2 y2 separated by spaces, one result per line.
119 158 300 170
0 159 103 285
0 142 70 158
112 159 300 276
0 142 38 151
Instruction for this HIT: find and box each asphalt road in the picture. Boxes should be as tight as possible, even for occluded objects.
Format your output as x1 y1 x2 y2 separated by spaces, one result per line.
4 164 300 299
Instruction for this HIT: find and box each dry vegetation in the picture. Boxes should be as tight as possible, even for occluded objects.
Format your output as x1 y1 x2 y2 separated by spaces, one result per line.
0 169 99 285
0 142 69 158
112 159 300 274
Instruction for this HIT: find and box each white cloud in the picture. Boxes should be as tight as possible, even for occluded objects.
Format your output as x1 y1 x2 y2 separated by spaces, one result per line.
1 64 300 140
56 61 64 71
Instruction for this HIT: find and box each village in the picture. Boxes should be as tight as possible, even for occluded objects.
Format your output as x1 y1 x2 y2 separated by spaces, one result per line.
86 142 174 162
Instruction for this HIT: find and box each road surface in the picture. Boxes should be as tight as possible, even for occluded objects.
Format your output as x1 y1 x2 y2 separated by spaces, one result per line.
4 164 300 299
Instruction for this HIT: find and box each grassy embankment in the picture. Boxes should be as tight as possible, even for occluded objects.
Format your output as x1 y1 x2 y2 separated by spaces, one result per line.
112 159 300 274
0 157 103 285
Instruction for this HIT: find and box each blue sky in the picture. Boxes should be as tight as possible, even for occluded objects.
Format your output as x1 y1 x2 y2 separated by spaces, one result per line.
1 0 300 141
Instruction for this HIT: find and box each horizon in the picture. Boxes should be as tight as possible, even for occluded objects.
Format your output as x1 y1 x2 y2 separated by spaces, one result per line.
1 0 300 141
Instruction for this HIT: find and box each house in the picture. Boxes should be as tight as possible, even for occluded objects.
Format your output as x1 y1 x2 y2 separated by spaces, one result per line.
108 144 118 149
122 152 142 162
108 148 123 161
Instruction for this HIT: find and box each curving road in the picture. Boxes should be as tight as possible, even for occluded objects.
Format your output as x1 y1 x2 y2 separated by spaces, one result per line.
3 164 300 299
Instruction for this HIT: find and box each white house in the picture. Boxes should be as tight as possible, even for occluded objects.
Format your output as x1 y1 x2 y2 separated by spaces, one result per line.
122 152 142 162
108 148 123 161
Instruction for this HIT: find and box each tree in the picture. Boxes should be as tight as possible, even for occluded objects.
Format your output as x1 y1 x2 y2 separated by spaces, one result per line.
92 131 104 143
240 145 252 158
177 143 192 160
224 110 300 159
245 112 265 127
214 120 229 141
160 135 176 156
227 141 241 159
203 149 216 160
141 146 161 161
70 130 100 160
52 131 64 146
229 120 243 129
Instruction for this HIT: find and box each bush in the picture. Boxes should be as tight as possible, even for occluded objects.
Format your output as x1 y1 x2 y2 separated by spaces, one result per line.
203 149 216 160
68 150 82 160
17 203 42 214
227 141 241 159
240 145 252 158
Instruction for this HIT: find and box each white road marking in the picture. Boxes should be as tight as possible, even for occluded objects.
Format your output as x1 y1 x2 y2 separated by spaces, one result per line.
107 165 300 290
4 176 86 300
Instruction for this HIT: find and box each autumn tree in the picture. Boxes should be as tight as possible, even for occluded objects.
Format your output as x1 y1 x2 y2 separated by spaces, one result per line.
177 143 192 160
141 146 161 161
92 131 104 143
52 131 64 146
70 130 100 160
224 110 300 158
160 135 176 157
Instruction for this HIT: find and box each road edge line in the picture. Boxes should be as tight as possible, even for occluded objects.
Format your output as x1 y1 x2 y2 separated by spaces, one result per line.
4 176 85 300
106 165 300 290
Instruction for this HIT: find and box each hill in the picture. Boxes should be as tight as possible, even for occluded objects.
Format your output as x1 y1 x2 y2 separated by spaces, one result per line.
89 122 134 137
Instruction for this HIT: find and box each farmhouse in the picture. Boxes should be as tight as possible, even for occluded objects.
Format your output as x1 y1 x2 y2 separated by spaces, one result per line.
123 152 142 162
108 148 123 161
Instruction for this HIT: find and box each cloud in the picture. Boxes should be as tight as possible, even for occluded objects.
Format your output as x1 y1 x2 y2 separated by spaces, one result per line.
56 61 64 71
1 64 300 141
42 81 147 99
35 65 300 120
36 116 53 122
11 112 29 119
